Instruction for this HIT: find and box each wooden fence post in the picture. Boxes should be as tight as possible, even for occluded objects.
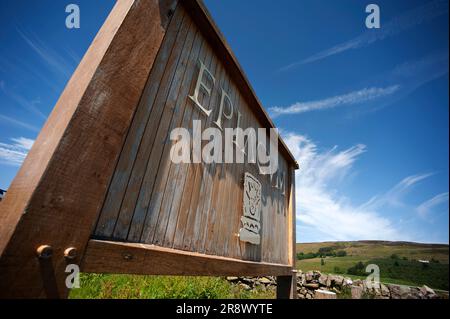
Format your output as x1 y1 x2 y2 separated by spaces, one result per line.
277 167 298 299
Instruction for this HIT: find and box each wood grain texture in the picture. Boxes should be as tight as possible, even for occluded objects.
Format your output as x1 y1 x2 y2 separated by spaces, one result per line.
182 0 298 169
81 239 293 276
0 0 297 299
94 5 185 239
0 0 178 298
93 2 296 266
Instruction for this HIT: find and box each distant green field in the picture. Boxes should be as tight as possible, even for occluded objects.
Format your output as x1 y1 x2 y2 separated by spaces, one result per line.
296 241 449 290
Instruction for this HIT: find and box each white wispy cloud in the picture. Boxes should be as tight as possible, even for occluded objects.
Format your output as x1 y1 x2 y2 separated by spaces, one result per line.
280 0 449 71
270 85 400 117
0 114 40 132
271 51 448 118
417 192 449 218
0 53 62 93
361 173 434 211
0 137 34 166
282 132 446 242
17 28 75 78
283 132 403 241
0 82 46 120
389 51 449 94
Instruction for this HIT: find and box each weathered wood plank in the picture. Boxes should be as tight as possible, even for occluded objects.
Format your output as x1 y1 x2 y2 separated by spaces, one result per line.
204 75 232 255
288 167 296 267
125 15 197 242
146 20 198 245
89 1 297 266
94 5 184 239
192 59 228 253
192 59 230 254
81 239 293 276
0 0 178 298
176 44 216 250
159 30 204 247
213 83 246 259
169 37 211 249
169 38 208 250
112 11 191 241
181 0 298 169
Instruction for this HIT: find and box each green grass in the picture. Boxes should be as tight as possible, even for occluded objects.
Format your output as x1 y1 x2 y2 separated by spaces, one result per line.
296 241 449 290
69 241 449 298
69 274 275 299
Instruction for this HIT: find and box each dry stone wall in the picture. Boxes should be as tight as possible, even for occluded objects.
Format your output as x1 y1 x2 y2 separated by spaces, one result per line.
226 271 443 299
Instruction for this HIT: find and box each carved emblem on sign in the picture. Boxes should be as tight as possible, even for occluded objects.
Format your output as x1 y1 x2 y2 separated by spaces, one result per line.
239 172 262 245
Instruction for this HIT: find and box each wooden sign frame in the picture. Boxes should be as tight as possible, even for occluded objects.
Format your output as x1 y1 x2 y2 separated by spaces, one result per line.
0 0 298 299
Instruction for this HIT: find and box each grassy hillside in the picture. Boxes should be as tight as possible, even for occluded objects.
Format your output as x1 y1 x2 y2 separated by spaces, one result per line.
296 241 449 290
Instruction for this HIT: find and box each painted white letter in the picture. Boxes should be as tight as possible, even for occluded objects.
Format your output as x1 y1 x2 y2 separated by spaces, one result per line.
213 88 233 130
189 60 215 116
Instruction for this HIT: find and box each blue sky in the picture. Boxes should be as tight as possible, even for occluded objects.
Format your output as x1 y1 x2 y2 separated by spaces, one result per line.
0 1 448 243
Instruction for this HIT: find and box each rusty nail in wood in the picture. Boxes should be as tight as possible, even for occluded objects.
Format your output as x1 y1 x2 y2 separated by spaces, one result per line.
36 245 53 259
64 247 77 260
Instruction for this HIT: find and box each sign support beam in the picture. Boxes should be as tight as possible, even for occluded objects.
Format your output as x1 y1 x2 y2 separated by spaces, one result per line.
0 0 298 299
0 0 178 298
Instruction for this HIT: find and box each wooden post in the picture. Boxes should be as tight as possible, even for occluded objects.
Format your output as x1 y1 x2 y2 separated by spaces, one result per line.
277 167 298 299
277 275 297 299
0 0 177 298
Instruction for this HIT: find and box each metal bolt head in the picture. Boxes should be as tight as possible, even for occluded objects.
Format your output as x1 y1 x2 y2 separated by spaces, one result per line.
123 253 133 261
64 247 77 260
36 245 53 259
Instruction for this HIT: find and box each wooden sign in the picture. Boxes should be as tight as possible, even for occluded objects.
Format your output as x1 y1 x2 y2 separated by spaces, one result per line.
0 0 298 299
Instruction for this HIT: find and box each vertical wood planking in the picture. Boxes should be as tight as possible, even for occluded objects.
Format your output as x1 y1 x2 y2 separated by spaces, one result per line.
169 38 208 250
170 37 212 250
200 70 229 252
188 50 225 253
160 30 203 247
148 21 200 245
179 44 218 250
287 166 296 266
94 7 185 238
219 93 243 258
192 53 228 253
210 77 240 257
92 4 294 266
203 75 232 255
0 0 179 298
238 95 255 260
113 13 192 240
224 97 245 260
135 18 197 245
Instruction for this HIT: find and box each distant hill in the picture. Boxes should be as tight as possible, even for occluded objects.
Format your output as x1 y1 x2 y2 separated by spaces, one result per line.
295 241 449 290
296 241 449 261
